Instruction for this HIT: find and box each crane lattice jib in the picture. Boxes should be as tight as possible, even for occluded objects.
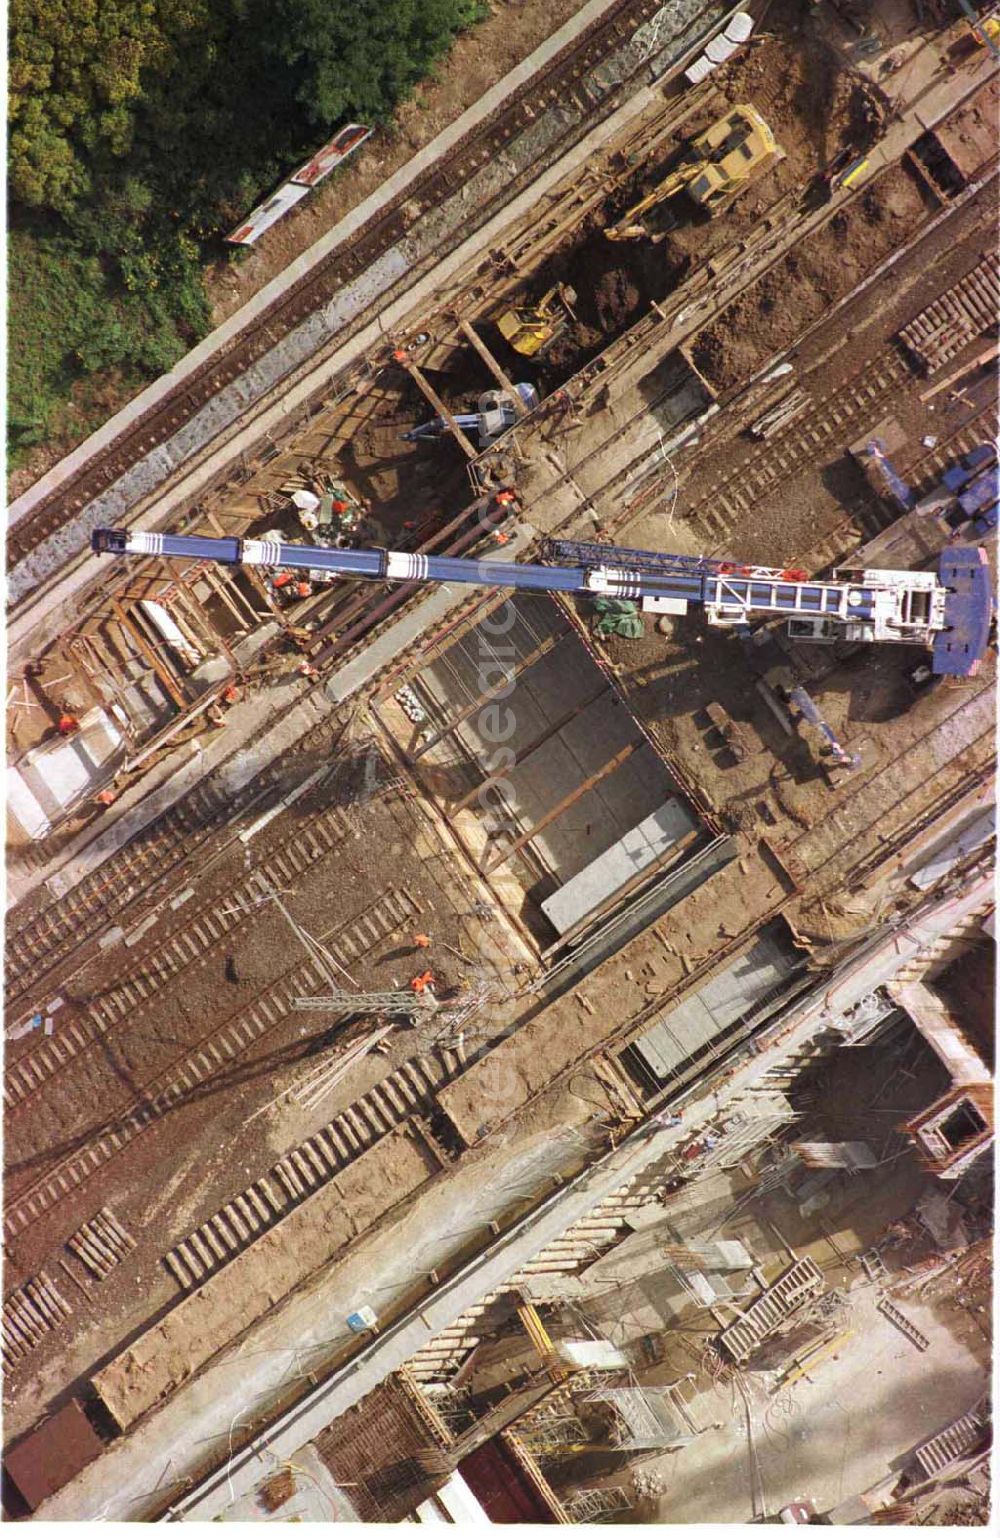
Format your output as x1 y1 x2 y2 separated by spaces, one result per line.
90 528 993 677
544 537 810 583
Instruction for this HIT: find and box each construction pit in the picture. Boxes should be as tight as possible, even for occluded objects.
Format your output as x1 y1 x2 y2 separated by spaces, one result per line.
3 0 996 1523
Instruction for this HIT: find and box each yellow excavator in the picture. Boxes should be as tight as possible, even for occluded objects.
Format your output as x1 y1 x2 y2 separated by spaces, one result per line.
497 283 578 357
606 104 781 241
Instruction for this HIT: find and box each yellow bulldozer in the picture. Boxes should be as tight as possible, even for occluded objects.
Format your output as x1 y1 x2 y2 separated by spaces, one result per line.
497 283 578 357
606 104 781 241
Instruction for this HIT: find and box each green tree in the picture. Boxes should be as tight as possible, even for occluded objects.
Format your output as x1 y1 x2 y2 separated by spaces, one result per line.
7 0 490 464
8 1 207 212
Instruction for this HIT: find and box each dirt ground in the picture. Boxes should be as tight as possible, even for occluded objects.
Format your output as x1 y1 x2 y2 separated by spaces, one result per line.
490 0 892 395
1 748 527 1440
691 161 935 392
408 5 874 403
665 177 997 565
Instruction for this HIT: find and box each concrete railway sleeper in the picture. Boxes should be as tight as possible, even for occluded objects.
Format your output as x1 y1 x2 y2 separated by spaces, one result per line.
163 1042 469 1291
5 776 265 1008
4 803 355 1114
1 1272 73 1370
3 887 419 1241
5 709 353 1007
686 353 916 547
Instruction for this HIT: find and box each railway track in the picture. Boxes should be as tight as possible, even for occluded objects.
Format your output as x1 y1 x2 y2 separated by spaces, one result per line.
3 802 356 1113
791 396 999 577
685 349 916 547
617 232 998 553
7 0 674 571
607 344 914 548
164 1042 468 1291
788 683 995 891
3 704 360 1010
847 749 996 891
907 406 999 494
5 774 270 1011
4 886 419 1240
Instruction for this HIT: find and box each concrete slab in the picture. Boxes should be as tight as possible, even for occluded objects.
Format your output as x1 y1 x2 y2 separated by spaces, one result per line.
654 1290 986 1523
543 797 698 935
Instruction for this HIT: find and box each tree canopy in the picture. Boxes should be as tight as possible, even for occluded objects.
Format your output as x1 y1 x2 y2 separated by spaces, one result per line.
8 0 486 462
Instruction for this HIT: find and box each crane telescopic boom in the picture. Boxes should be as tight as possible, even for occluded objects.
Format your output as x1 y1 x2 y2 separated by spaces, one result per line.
90 524 992 678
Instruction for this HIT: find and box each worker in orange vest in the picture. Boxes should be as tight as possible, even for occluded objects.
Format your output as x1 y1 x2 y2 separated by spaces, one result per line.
411 970 435 994
57 712 80 736
413 933 432 949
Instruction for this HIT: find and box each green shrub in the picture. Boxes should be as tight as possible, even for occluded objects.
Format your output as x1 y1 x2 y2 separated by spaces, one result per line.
8 0 492 463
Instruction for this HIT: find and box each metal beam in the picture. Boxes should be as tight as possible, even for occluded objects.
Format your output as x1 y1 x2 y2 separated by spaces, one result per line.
401 358 479 459
457 320 527 416
480 740 640 875
412 628 571 760
111 600 188 710
451 683 611 812
538 824 703 960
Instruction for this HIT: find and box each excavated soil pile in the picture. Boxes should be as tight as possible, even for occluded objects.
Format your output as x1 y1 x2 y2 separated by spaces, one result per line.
594 267 642 330
533 223 688 384
691 163 934 392
628 3 889 265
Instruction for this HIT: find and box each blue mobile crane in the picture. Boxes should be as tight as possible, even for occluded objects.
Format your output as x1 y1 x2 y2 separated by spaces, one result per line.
91 515 993 678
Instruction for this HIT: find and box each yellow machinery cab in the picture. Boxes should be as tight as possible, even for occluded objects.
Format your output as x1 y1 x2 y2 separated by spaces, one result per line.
686 105 778 209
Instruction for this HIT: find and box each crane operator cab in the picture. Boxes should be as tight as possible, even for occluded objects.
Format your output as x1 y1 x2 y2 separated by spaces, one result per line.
685 105 779 210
